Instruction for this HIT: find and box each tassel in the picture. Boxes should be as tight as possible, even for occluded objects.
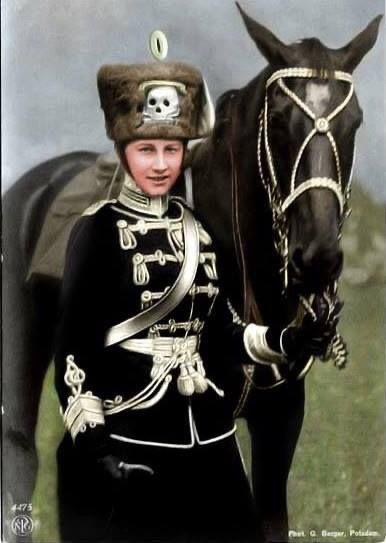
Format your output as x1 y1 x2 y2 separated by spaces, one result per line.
117 220 137 250
191 354 208 393
193 373 208 394
185 360 208 395
177 364 195 396
133 253 150 285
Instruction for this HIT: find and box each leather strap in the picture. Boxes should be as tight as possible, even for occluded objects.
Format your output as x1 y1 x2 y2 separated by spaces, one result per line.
105 207 200 347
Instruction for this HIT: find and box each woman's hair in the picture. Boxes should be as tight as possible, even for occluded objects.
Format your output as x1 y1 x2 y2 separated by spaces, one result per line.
115 141 130 172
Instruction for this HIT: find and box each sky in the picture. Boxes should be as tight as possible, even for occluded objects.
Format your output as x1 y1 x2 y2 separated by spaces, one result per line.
2 0 385 199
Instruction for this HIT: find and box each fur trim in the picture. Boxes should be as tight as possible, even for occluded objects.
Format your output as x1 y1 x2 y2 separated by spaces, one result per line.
97 62 213 142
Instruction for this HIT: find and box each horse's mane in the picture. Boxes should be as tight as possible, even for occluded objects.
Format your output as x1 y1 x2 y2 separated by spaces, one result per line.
292 38 338 75
185 137 212 169
186 89 241 170
216 89 238 119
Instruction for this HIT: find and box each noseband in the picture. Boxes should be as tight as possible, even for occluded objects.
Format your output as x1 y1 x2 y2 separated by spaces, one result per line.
258 67 355 290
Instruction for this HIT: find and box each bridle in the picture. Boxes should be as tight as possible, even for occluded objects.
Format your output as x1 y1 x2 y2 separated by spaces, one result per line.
256 66 356 370
224 66 355 401
257 67 356 291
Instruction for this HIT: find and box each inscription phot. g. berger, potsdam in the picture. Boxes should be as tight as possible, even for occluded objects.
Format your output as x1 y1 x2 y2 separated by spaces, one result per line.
289 528 382 539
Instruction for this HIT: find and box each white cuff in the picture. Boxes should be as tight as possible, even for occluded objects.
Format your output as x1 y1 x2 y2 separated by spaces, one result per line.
243 324 286 365
63 394 105 441
63 354 105 441
279 327 290 357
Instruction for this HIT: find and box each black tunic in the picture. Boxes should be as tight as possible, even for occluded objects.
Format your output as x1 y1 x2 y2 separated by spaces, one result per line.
54 194 259 543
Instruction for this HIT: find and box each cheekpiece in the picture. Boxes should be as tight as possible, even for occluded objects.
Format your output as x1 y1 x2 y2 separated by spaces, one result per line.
97 62 214 142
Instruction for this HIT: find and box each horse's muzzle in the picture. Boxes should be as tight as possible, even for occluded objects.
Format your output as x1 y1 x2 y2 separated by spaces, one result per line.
290 244 343 292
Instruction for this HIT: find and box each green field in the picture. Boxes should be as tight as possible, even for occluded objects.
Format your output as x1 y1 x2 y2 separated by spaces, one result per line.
288 283 385 541
31 281 385 543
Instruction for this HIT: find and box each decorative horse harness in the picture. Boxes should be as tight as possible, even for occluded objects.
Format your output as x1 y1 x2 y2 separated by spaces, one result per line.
258 67 355 292
231 67 354 399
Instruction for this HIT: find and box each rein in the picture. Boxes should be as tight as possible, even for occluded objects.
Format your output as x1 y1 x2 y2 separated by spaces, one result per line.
227 93 269 412
228 95 263 326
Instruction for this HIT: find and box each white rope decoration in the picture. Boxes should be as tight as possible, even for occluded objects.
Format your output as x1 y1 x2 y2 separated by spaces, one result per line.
282 178 345 215
273 72 354 210
256 66 356 372
326 131 342 185
266 68 353 88
327 83 355 122
64 355 86 398
259 66 356 289
62 355 105 439
290 129 317 192
278 78 316 120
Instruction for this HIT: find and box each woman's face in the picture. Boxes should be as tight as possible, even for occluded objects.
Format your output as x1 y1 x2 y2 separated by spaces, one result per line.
124 139 184 196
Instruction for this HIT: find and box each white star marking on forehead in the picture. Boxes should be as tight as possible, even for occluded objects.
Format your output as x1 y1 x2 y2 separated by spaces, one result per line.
305 82 331 117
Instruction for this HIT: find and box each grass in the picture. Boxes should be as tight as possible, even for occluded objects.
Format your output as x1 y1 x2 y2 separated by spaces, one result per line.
31 283 385 543
287 284 385 541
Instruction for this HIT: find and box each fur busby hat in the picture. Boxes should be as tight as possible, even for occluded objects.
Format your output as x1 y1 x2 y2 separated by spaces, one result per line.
97 62 215 142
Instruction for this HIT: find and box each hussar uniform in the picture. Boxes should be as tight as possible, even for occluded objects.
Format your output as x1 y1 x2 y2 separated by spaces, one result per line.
56 179 249 441
54 57 269 543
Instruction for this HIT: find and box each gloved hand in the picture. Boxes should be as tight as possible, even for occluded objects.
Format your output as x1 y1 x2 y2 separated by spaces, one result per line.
280 297 343 360
97 454 154 481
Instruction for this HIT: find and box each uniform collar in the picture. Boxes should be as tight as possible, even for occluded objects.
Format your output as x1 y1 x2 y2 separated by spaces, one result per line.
117 173 169 217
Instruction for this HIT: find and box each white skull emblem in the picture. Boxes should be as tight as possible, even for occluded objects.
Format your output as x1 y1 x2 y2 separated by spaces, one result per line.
142 86 180 123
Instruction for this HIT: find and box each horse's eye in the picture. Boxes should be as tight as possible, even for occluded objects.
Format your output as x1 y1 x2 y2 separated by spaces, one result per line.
269 110 286 125
339 108 363 134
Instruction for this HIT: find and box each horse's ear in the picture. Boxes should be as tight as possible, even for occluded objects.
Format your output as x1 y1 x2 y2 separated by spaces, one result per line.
337 15 382 72
236 2 291 65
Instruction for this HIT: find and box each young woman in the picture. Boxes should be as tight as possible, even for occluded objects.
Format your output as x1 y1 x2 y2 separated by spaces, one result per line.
54 60 337 543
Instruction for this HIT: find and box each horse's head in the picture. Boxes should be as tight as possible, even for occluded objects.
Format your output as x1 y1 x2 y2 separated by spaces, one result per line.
238 4 382 294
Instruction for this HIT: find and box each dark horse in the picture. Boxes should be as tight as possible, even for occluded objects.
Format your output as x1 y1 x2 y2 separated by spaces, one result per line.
189 6 381 539
2 7 381 542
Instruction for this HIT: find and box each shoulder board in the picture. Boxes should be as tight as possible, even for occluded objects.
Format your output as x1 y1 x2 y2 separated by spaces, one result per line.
82 199 117 216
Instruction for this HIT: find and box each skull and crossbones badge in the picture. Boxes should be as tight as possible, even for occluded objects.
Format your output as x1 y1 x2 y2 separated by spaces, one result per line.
141 30 182 125
142 85 180 124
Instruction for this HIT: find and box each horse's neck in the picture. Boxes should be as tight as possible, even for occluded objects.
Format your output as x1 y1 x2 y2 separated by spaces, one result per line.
231 79 297 324
192 72 296 326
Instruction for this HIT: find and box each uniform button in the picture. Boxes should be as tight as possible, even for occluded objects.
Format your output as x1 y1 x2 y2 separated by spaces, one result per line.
141 291 152 302
133 253 144 264
137 220 147 235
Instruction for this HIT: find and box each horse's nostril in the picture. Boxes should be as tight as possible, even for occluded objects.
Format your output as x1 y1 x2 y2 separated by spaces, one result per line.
294 245 343 278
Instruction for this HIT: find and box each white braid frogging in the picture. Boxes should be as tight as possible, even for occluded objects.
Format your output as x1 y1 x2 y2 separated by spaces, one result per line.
62 355 105 440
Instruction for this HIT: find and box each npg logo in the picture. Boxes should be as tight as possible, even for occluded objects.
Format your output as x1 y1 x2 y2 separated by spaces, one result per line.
11 515 34 537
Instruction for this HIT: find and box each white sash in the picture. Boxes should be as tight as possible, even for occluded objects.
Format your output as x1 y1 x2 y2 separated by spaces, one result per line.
105 208 199 347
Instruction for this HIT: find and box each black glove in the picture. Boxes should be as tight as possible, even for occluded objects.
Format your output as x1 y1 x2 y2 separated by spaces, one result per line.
281 297 343 360
97 454 154 481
